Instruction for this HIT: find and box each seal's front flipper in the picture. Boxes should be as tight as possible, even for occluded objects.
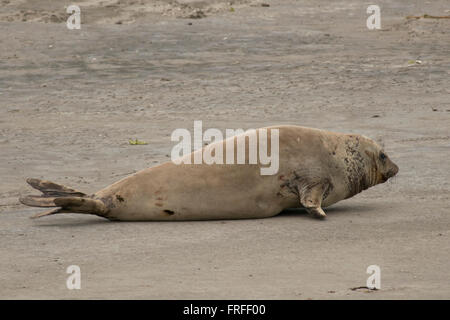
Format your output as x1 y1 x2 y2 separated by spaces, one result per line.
297 182 329 219
305 206 326 219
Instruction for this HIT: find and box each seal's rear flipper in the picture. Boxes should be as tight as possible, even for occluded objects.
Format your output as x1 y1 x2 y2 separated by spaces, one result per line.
26 178 86 197
19 178 86 208
30 207 64 219
53 197 108 215
19 195 58 207
20 178 108 219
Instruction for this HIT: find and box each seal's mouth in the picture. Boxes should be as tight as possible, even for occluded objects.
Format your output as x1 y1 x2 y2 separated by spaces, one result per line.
382 164 399 182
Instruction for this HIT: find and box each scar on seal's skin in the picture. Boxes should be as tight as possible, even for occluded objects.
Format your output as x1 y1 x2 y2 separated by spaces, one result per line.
163 209 174 215
116 195 125 202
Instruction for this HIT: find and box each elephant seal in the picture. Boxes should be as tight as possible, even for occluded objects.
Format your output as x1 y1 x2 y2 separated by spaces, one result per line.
19 125 398 220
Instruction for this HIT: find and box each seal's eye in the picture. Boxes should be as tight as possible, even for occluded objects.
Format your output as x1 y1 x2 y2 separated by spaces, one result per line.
380 152 386 161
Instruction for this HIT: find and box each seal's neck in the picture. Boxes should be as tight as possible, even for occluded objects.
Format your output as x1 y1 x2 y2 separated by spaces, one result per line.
344 155 377 199
366 159 380 187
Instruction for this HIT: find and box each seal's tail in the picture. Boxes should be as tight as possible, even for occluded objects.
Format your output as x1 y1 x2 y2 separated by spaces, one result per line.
19 178 108 219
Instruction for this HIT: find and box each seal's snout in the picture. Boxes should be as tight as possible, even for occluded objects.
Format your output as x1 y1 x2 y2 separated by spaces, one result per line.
391 163 399 177
385 162 399 180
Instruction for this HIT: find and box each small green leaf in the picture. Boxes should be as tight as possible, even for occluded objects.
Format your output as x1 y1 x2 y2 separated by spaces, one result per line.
129 139 148 145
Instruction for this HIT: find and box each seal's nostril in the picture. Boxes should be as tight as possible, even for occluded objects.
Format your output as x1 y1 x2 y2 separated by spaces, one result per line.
389 166 399 178
393 164 399 176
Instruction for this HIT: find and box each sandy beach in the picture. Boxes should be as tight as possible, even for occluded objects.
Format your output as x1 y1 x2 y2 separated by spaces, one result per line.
0 0 449 299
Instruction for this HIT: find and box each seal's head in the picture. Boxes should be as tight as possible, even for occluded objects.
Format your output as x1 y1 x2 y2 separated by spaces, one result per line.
360 136 399 185
342 134 399 199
